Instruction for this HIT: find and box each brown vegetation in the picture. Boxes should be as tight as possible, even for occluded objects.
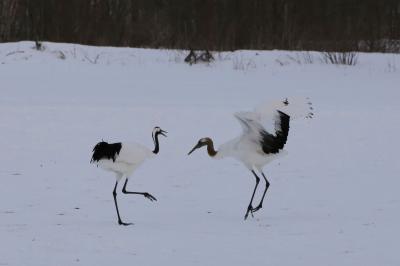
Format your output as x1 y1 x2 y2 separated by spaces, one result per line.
1 0 399 52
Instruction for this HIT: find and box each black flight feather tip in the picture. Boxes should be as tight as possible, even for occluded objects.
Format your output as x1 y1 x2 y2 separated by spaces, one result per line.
260 111 290 154
91 141 122 163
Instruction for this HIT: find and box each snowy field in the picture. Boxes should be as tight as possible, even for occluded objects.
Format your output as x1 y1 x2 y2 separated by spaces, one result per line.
0 41 399 266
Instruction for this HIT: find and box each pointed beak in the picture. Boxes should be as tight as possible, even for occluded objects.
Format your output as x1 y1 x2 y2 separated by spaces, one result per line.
160 129 167 137
188 143 200 155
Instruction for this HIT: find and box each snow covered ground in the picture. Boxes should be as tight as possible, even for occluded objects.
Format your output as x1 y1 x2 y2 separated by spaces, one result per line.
0 41 399 266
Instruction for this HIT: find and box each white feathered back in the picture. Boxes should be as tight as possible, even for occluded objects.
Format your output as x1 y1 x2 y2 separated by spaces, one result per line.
115 142 155 165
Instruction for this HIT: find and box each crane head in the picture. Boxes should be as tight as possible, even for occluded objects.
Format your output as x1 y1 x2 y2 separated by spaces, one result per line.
153 127 168 137
188 138 210 155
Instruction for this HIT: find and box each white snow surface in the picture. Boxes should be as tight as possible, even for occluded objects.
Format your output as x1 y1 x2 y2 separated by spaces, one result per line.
1 41 399 266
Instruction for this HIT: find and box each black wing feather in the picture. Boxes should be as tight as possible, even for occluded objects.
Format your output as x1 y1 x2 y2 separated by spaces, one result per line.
260 111 290 154
91 141 122 163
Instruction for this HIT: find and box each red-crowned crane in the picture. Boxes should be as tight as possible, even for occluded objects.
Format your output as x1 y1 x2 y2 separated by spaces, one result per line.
188 98 313 220
91 127 167 225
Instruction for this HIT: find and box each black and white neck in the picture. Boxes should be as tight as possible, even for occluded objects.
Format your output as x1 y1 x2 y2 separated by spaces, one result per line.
151 127 167 154
152 131 161 154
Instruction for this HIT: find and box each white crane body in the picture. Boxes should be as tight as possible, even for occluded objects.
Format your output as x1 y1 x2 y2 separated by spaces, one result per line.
188 97 313 219
95 142 154 180
91 127 167 225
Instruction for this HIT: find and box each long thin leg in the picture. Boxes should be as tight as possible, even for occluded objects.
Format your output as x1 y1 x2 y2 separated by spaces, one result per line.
252 172 270 213
244 170 260 220
113 181 132 226
122 179 157 201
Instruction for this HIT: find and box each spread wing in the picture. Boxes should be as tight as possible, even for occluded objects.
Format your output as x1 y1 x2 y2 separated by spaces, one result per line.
255 96 313 122
233 97 313 154
234 110 290 154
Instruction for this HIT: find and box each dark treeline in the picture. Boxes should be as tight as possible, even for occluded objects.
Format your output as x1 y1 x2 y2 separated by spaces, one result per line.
1 0 400 52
